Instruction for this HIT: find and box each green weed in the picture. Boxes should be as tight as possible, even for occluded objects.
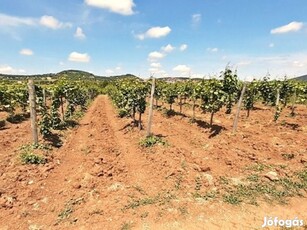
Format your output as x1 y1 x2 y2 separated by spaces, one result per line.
281 153 295 160
223 168 307 205
124 192 176 210
19 143 50 164
139 135 167 147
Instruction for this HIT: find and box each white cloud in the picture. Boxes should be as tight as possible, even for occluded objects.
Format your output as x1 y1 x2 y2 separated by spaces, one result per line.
148 68 166 75
207 47 219 52
173 65 191 73
190 73 204 78
19 49 33 56
105 69 114 74
148 51 165 61
105 66 122 75
225 53 307 79
0 65 14 74
74 27 86 39
137 26 171 40
161 44 175 53
0 13 36 27
148 68 159 72
150 62 161 68
85 0 135 15
271 21 304 34
180 44 188 51
40 15 72 30
192 14 201 25
237 61 251 66
269 43 275 48
292 60 305 68
68 52 90 63
0 13 71 32
136 34 145 40
0 65 26 74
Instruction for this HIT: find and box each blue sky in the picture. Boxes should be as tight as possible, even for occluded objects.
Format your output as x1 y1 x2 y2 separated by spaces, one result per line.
0 0 306 80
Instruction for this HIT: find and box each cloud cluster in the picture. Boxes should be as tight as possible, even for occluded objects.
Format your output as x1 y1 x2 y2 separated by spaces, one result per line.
207 47 219 52
20 49 34 56
68 52 90 63
74 27 86 39
192 14 201 25
271 21 304 34
40 15 72 29
148 51 165 61
137 26 171 40
150 62 161 68
229 53 307 79
161 44 175 53
0 13 72 30
0 65 25 74
147 43 189 76
105 66 122 75
180 44 188 51
173 65 191 73
0 13 35 27
85 0 135 15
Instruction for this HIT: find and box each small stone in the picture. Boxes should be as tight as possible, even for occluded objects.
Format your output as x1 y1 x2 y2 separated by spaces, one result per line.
264 171 279 181
107 171 113 177
248 154 257 161
200 166 211 172
300 156 307 164
166 171 176 178
72 183 81 189
0 197 6 208
43 165 54 172
192 164 201 172
108 183 124 191
94 157 104 165
203 173 214 186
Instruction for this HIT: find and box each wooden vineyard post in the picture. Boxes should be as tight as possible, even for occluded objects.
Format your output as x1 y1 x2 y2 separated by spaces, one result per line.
28 79 39 145
290 88 297 116
233 83 247 133
42 88 46 106
275 88 280 107
60 96 65 121
146 77 155 137
274 88 281 122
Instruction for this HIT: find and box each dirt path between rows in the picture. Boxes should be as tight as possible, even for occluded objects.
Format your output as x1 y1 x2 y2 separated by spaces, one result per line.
0 95 306 230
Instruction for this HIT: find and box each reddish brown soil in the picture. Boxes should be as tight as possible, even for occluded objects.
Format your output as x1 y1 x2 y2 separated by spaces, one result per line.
0 95 306 229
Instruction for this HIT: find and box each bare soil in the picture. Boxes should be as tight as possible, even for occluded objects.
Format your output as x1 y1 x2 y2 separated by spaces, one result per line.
0 95 306 230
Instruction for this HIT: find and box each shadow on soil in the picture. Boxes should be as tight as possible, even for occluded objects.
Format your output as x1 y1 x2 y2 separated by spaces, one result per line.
154 133 168 138
55 120 79 130
64 120 79 128
163 109 188 118
282 122 300 130
194 119 226 138
120 121 138 132
45 133 63 148
6 113 30 124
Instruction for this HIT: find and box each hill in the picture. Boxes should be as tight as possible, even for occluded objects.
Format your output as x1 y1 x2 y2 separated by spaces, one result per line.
0 70 139 81
57 70 95 79
293 74 307 81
